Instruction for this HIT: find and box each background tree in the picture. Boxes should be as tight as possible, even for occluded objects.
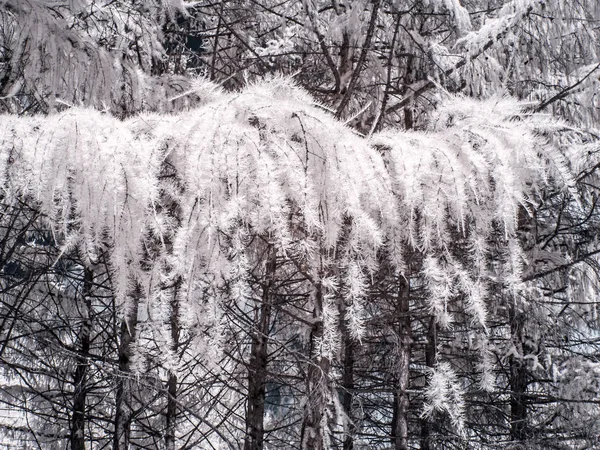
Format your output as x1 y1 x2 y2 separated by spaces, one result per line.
1 1 600 450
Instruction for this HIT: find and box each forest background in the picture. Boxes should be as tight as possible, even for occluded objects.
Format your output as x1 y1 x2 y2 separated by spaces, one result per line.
1 1 600 449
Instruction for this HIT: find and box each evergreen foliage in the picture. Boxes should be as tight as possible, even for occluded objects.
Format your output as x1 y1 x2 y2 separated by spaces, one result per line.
1 1 600 449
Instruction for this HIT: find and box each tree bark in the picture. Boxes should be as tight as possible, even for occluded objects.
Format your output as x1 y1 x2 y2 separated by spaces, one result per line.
420 316 437 450
391 276 411 450
113 289 140 450
509 308 530 443
342 330 355 450
165 280 181 450
244 245 276 450
70 266 93 450
165 371 177 450
300 281 331 450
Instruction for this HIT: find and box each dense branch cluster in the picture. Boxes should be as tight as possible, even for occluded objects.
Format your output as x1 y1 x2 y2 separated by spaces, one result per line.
1 1 600 449
2 78 600 449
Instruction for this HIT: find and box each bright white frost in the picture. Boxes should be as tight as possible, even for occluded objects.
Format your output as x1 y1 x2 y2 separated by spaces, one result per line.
0 77 395 362
0 110 162 311
422 362 466 432
134 78 395 362
0 0 205 115
373 95 577 328
0 79 582 430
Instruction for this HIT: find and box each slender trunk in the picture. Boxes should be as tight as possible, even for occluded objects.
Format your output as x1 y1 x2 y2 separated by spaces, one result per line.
300 282 330 450
165 280 181 450
70 266 93 450
404 106 414 131
160 157 184 449
509 308 529 442
165 372 177 450
510 362 528 442
338 31 352 94
244 246 276 450
342 330 355 450
113 290 140 450
391 276 411 450
420 316 437 450
393 79 415 450
510 208 531 442
403 54 416 132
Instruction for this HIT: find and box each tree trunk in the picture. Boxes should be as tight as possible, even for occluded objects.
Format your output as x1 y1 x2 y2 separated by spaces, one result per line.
70 266 93 450
420 316 437 450
300 281 331 450
342 329 355 450
391 276 411 450
165 280 181 450
244 246 276 450
113 290 140 450
392 66 415 449
510 209 532 443
165 372 177 450
509 308 529 443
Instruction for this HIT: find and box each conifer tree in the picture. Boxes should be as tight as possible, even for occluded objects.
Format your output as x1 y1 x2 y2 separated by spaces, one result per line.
1 1 600 449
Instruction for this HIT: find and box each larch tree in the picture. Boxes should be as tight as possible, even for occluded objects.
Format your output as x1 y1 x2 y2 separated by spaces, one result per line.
1 1 600 450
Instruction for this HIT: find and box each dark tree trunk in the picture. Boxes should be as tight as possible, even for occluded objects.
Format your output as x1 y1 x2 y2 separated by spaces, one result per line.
510 209 533 443
509 308 530 443
342 330 355 450
165 280 181 450
403 53 416 132
420 316 437 450
244 246 276 450
391 276 411 450
300 281 331 450
392 67 415 450
70 266 93 450
165 371 178 450
510 362 528 442
113 289 140 450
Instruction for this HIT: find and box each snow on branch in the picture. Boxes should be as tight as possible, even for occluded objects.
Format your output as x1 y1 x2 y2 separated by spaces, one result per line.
0 0 201 114
373 94 579 326
0 79 583 322
0 79 589 431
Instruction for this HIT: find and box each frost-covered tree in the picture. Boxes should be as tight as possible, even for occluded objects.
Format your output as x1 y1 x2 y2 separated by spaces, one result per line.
0 0 206 115
2 1 600 449
189 0 599 129
1 76 598 449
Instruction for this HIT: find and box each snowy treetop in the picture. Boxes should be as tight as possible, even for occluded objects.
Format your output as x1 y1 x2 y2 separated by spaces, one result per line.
0 78 585 332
